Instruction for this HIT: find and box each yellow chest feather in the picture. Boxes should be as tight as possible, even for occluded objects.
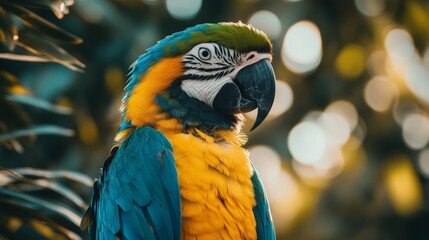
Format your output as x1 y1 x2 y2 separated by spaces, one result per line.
165 132 257 240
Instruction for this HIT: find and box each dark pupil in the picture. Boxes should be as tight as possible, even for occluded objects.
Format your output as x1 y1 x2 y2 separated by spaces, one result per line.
201 50 209 57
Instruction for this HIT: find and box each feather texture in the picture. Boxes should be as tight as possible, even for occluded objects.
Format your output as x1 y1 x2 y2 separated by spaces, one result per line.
82 127 181 239
163 130 258 239
251 164 275 240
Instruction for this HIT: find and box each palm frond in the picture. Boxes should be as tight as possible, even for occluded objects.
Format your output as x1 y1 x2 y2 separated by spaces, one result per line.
0 0 84 71
0 167 91 239
0 71 31 150
0 125 74 142
7 95 73 115
0 70 75 150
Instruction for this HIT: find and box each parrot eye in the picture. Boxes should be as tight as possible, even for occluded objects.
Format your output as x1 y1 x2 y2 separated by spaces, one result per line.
198 47 211 60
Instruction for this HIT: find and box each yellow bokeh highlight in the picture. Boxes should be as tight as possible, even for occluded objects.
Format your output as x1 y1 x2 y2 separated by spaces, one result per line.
104 66 125 96
9 85 30 95
1 70 30 95
405 2 429 40
7 217 22 231
31 220 67 240
383 156 423 216
56 97 73 108
77 114 99 145
335 44 366 79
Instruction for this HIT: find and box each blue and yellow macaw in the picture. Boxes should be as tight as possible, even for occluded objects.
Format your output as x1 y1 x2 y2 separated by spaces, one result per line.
81 22 276 240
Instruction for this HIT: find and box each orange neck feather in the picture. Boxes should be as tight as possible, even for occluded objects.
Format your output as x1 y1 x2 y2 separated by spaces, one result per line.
124 56 184 128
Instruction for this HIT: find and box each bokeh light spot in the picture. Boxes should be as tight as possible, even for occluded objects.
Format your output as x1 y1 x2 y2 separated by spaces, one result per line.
402 113 429 149
384 157 423 215
418 148 429 178
385 29 414 61
335 44 366 79
364 75 398 112
104 67 125 96
292 148 344 180
248 10 282 39
269 170 299 231
281 21 322 74
166 0 202 20
269 80 293 118
318 112 351 146
403 63 429 104
326 100 359 132
367 50 386 75
77 114 99 145
393 100 420 125
354 0 385 17
288 121 327 165
250 145 282 186
74 1 103 23
250 145 300 231
314 148 344 178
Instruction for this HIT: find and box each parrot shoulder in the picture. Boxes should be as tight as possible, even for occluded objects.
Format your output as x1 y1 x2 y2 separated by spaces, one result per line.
81 126 181 240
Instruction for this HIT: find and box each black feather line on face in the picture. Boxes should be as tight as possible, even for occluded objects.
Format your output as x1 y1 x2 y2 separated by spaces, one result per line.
182 65 231 72
186 54 212 65
176 72 228 81
180 43 243 82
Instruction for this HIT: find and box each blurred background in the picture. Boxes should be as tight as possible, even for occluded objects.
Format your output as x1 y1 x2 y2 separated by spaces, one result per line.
1 0 429 239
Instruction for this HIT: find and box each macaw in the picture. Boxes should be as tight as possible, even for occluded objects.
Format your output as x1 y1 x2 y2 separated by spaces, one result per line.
81 22 276 240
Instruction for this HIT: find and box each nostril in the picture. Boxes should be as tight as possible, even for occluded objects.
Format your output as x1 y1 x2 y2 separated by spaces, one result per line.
246 54 255 61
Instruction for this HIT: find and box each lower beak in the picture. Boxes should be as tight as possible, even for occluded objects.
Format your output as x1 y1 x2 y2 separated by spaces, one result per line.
212 59 276 130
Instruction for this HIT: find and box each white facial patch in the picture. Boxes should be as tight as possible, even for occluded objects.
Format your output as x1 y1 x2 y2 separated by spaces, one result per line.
181 76 233 107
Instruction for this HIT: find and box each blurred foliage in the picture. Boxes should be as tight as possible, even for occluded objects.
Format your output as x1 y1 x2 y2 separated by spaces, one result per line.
0 168 92 239
0 0 80 151
0 0 429 240
0 0 89 239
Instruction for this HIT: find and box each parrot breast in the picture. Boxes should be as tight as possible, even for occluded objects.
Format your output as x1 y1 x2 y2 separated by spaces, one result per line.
162 129 257 239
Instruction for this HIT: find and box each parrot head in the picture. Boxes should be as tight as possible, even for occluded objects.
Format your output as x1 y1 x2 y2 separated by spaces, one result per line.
116 22 275 141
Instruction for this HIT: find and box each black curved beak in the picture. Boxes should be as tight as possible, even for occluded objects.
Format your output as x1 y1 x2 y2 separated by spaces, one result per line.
212 59 276 130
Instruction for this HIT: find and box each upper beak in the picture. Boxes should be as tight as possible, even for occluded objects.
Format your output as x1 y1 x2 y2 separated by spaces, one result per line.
212 59 276 130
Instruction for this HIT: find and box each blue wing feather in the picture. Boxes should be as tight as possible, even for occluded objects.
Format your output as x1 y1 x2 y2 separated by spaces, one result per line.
82 126 181 240
251 164 276 240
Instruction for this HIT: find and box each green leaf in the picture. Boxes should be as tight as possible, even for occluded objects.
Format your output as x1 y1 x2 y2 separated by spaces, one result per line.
14 168 93 188
7 95 73 115
0 167 91 239
15 27 85 71
0 53 51 62
0 174 84 238
0 187 83 237
1 168 91 210
0 125 74 142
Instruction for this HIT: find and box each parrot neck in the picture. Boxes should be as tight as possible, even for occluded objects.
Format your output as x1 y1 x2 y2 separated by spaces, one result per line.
161 125 256 239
